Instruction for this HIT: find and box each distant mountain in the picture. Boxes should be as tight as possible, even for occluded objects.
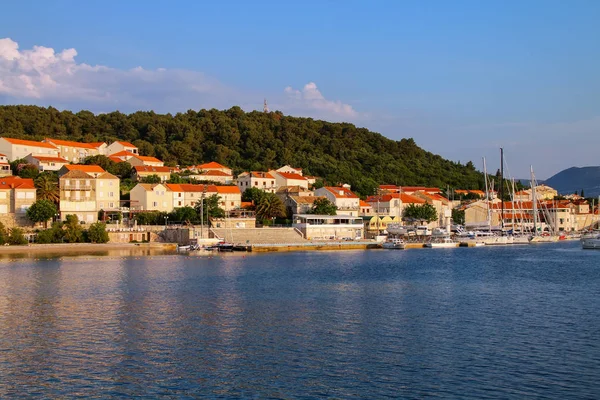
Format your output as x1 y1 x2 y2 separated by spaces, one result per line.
543 167 600 197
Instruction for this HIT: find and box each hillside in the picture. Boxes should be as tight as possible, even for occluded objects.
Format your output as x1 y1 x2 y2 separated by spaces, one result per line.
0 105 486 196
544 166 600 198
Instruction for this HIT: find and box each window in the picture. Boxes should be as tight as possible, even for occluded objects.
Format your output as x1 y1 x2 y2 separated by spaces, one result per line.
254 181 258 186
271 181 274 185
75 192 80 200
85 191 90 198
109 202 114 208
108 192 114 197
263 181 266 186
99 181 104 187
16 192 25 199
99 202 104 208
65 179 70 186
178 201 182 206
109 181 113 186
231 202 234 206
99 192 104 198
152 201 158 207
0 192 6 199
178 193 182 197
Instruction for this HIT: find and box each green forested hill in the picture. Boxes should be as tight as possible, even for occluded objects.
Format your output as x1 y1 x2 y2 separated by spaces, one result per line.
0 105 484 196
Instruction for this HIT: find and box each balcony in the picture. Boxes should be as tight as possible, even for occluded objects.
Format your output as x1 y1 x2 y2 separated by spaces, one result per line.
61 186 92 191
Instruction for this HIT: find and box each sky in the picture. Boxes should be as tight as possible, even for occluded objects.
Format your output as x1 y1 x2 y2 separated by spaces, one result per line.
1 0 599 179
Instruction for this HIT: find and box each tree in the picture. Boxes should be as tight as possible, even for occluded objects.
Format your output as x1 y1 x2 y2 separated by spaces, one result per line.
26 199 58 228
451 208 465 225
8 227 28 245
141 174 162 184
34 173 59 204
241 187 264 205
309 198 337 215
581 189 585 197
194 194 225 220
62 214 84 243
0 221 7 245
16 163 40 179
403 203 438 223
87 222 109 243
35 222 65 244
169 206 198 224
256 192 286 221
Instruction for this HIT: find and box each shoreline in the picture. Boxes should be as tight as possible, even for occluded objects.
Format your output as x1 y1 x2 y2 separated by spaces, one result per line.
0 242 178 257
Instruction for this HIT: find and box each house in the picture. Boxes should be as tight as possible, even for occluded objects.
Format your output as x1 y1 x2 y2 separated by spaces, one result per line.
129 183 173 212
0 154 12 176
0 176 36 217
359 200 373 216
26 155 70 172
292 214 364 240
271 171 309 190
165 183 208 209
237 171 277 193
365 192 426 219
133 166 172 182
59 164 106 178
285 195 325 215
58 170 120 223
128 155 164 167
43 138 103 163
413 191 452 228
214 186 242 211
0 137 59 161
107 141 139 156
194 162 232 176
315 186 360 216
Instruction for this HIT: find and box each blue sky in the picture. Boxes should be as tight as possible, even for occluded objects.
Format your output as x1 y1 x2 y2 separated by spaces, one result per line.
1 0 599 179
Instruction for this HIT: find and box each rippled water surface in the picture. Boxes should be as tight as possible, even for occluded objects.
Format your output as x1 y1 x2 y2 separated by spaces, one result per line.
1 242 600 398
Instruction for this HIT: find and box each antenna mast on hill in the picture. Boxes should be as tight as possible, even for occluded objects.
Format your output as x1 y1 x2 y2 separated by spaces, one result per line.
263 99 269 113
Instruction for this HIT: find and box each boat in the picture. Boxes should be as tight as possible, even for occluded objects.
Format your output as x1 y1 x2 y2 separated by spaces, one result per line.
425 236 458 248
386 223 408 236
215 241 234 252
382 238 405 249
581 232 600 249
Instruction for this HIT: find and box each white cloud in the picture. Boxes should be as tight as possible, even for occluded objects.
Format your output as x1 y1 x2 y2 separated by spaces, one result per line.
283 82 358 119
0 38 234 111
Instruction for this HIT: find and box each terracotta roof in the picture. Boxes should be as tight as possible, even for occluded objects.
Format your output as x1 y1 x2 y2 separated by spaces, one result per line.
108 156 123 163
241 201 253 209
110 150 136 158
116 141 137 148
60 170 93 179
136 183 165 191
0 153 7 157
0 176 35 189
165 183 215 193
277 165 302 172
2 137 57 149
215 186 241 194
323 186 359 199
97 172 119 180
44 138 97 149
360 200 371 207
199 170 231 177
88 142 106 148
30 155 69 163
469 190 485 196
132 155 163 163
249 171 274 179
276 185 310 194
277 172 307 181
199 161 229 170
134 166 172 173
64 164 105 173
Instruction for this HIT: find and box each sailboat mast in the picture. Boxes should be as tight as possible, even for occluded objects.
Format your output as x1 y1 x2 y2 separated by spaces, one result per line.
483 157 491 232
531 166 537 235
500 147 504 231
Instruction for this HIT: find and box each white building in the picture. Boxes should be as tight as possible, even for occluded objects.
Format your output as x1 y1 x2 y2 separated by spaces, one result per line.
292 214 364 240
26 155 70 172
107 141 139 156
237 171 277 193
0 137 59 161
315 186 360 217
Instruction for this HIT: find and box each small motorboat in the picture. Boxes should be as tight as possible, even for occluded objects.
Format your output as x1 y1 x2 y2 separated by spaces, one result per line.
382 238 405 250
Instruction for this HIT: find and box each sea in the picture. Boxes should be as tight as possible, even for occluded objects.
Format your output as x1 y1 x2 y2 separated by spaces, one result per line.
1 241 599 398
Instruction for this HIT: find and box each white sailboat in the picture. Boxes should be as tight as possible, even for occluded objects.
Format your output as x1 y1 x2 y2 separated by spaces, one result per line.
528 166 560 243
481 156 509 245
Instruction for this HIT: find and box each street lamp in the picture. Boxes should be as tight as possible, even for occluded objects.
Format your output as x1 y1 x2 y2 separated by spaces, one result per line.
164 215 169 229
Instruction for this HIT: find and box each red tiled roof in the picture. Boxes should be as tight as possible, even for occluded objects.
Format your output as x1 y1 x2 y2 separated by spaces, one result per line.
249 171 274 179
359 200 371 207
31 155 69 163
0 176 35 189
64 164 105 173
324 186 358 199
108 156 123 163
366 193 426 204
117 141 137 148
2 137 57 149
44 138 97 149
111 150 136 158
215 186 241 194
199 161 228 170
88 142 106 148
277 172 307 181
133 155 163 163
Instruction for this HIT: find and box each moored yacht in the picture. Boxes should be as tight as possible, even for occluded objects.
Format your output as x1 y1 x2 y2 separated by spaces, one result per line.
581 232 600 249
382 238 405 250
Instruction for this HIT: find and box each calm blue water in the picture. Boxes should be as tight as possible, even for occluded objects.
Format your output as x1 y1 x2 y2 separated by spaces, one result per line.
1 241 600 398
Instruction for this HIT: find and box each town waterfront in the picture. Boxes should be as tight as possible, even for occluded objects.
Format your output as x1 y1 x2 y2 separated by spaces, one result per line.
1 241 599 398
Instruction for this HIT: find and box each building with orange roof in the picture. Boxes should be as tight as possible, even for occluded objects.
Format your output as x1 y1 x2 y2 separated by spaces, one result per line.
26 154 70 172
109 150 137 163
195 162 232 175
59 169 120 223
0 137 59 161
43 138 105 163
359 200 373 216
315 186 360 216
0 176 36 222
0 154 11 176
59 164 106 178
271 170 309 190
132 183 241 212
107 141 139 157
365 192 427 220
132 166 173 182
237 171 277 193
379 185 441 195
129 183 173 212
189 169 233 184
128 155 164 167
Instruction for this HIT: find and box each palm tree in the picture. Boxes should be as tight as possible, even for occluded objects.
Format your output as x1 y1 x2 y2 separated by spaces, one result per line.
35 173 60 204
256 193 286 222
